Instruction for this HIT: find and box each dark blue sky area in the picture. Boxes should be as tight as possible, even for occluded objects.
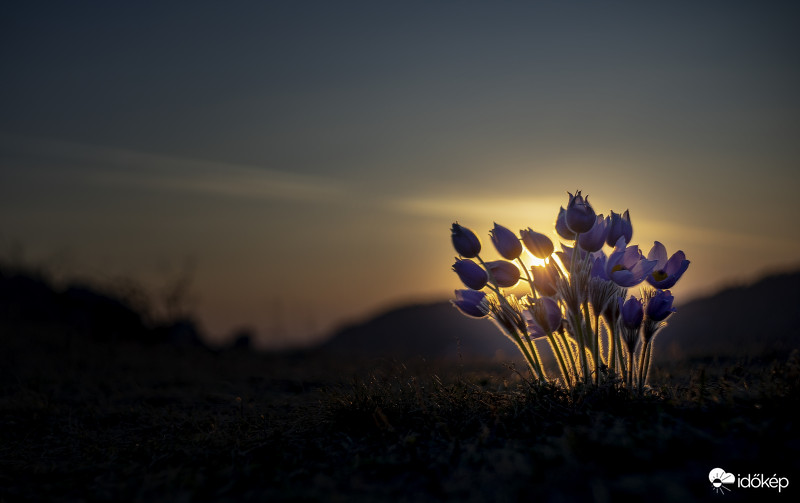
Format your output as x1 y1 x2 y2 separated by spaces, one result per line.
2 1 799 347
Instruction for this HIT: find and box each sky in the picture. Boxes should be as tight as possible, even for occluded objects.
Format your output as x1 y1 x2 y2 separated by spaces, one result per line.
2 1 799 349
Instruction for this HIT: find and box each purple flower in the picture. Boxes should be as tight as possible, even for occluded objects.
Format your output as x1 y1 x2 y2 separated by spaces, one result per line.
646 241 690 289
555 206 576 240
452 258 488 290
452 289 489 318
520 228 554 259
526 296 563 337
565 190 596 234
485 260 521 288
490 223 522 260
605 210 633 247
531 262 559 297
646 289 676 321
590 252 610 281
555 243 589 270
605 237 658 287
619 296 644 330
578 214 609 252
451 222 481 258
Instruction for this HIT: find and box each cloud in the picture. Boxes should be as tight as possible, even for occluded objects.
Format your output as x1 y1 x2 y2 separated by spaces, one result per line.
0 134 347 204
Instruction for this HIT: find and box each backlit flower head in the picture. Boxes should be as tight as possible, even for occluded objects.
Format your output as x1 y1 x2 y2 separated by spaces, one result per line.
452 258 488 290
578 214 609 252
525 296 563 337
605 237 658 288
452 289 489 318
605 210 633 247
531 261 559 297
646 241 690 289
555 206 576 240
565 190 596 234
490 223 522 260
520 227 554 259
619 295 644 330
646 289 676 321
451 222 481 258
484 260 521 288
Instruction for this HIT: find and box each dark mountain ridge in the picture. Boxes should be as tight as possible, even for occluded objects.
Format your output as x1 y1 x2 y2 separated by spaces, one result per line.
318 270 800 362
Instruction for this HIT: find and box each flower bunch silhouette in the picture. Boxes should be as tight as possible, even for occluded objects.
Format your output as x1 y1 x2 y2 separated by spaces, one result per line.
450 191 690 392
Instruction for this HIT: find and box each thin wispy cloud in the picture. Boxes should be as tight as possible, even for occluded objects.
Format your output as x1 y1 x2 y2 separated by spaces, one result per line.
1 134 347 204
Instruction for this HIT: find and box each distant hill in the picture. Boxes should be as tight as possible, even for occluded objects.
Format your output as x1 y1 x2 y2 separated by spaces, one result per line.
0 265 205 347
318 270 800 363
316 302 521 362
655 270 800 360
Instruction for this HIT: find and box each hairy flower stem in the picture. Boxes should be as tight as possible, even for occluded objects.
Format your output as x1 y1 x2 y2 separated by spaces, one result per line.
571 314 590 383
558 328 579 384
616 330 627 382
637 339 653 395
581 300 598 385
517 257 537 299
625 348 635 392
606 318 618 374
593 311 601 385
546 329 572 388
478 254 545 381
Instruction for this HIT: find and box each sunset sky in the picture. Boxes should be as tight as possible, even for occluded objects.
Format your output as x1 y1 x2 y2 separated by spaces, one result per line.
2 1 799 348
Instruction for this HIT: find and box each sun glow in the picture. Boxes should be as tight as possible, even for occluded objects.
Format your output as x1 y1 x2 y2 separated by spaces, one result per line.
522 250 547 269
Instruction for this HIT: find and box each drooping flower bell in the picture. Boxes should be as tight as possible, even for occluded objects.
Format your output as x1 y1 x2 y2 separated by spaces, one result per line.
490 223 522 260
451 222 481 258
605 237 658 288
526 296 563 337
565 190 596 234
555 206 576 240
646 241 690 289
531 261 559 297
619 296 644 330
452 289 489 318
452 258 488 290
605 210 633 247
578 214 609 252
520 228 554 259
484 260 521 288
645 289 676 321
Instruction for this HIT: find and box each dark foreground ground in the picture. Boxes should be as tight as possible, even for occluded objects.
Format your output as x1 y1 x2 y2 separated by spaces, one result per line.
2 321 799 502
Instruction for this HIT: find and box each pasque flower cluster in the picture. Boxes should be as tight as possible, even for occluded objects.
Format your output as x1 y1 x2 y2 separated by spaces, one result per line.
450 191 689 392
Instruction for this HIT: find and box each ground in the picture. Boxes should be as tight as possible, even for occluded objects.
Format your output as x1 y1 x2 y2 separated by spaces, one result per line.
1 321 798 502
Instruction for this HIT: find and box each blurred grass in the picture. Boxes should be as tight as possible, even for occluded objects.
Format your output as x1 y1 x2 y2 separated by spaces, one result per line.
1 320 799 502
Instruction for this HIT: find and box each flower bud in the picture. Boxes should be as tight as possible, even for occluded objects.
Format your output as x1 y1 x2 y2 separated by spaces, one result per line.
520 228 554 259
490 223 522 260
605 210 633 247
646 289 676 321
452 289 489 318
565 190 596 234
531 262 559 297
451 222 481 258
484 260 520 288
555 206 576 240
452 258 488 290
527 296 563 336
619 296 644 329
578 214 609 252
